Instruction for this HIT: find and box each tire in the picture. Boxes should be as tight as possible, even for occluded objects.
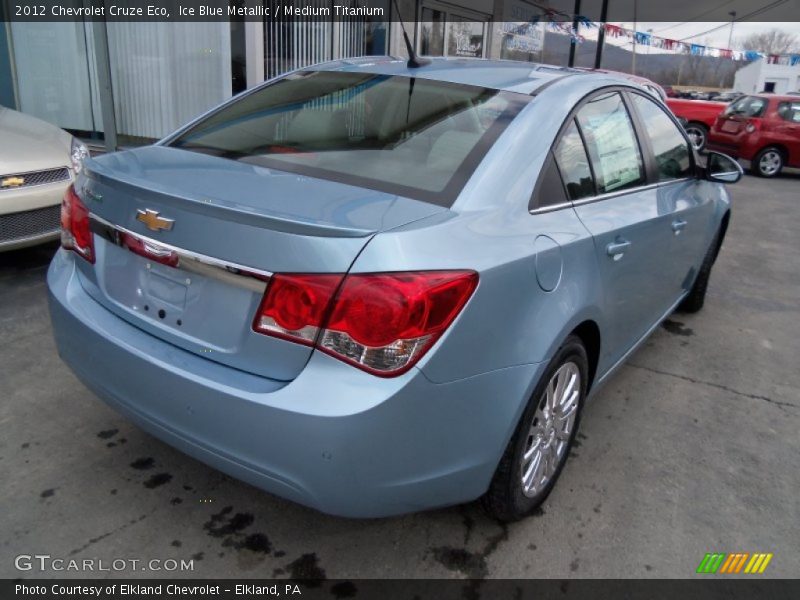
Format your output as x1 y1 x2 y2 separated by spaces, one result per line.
482 336 588 522
751 146 784 178
684 122 708 152
678 226 722 313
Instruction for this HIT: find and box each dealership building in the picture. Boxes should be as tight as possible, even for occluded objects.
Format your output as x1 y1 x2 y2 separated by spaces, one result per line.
0 0 547 150
733 59 800 95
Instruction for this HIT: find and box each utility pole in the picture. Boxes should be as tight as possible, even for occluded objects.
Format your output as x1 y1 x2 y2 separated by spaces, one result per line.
594 0 609 68
567 0 582 67
631 0 638 74
727 11 737 49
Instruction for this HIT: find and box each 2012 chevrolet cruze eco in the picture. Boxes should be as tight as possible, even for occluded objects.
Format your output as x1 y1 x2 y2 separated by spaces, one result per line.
48 57 741 520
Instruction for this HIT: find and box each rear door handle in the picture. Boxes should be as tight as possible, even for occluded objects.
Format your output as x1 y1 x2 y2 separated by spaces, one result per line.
672 219 688 235
606 239 631 260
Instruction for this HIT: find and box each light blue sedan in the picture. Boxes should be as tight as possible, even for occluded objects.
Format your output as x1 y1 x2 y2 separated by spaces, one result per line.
48 57 741 520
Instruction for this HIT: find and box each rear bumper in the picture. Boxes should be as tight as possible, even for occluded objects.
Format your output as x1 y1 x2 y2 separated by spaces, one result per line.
47 250 541 517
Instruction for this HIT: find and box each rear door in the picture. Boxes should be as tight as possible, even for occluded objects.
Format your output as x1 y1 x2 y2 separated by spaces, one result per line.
563 91 675 367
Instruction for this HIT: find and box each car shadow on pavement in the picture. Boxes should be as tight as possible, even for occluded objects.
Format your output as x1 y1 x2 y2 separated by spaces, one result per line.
0 241 59 279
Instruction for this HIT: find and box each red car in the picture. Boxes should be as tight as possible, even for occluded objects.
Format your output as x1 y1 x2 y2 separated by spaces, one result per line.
665 98 727 151
708 94 800 177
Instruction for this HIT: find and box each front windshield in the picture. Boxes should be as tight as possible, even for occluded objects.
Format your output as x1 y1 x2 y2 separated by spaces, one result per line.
168 71 528 206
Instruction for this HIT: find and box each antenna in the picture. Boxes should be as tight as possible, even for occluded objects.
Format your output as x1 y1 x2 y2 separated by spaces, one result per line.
391 0 431 68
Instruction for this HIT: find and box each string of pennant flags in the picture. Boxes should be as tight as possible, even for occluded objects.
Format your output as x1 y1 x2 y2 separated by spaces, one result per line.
522 4 800 66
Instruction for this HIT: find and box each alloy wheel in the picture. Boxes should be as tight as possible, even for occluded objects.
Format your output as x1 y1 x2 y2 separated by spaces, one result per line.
520 362 580 498
685 126 706 151
759 151 782 176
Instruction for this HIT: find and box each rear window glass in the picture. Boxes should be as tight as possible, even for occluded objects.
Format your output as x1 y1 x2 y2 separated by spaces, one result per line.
553 120 595 200
168 71 528 207
576 92 645 194
725 96 768 118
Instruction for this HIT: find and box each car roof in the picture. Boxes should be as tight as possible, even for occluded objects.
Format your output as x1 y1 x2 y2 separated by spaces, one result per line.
312 56 592 95
746 93 799 102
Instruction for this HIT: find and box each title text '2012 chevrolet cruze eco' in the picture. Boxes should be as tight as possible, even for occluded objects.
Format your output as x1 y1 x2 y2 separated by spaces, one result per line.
48 57 741 520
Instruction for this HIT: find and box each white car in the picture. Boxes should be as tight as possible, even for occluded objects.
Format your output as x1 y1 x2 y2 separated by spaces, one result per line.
0 106 88 251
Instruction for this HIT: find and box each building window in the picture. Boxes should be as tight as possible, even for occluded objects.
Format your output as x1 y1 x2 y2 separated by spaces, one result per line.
418 3 488 58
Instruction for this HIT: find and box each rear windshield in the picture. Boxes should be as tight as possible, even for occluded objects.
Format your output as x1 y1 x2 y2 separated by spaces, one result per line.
725 96 768 118
168 71 528 207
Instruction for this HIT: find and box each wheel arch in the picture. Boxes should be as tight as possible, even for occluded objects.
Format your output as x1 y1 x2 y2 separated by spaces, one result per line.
756 143 789 161
713 210 731 262
569 320 601 393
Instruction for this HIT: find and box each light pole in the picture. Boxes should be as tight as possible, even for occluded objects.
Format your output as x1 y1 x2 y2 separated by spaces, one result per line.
727 11 737 49
631 0 638 74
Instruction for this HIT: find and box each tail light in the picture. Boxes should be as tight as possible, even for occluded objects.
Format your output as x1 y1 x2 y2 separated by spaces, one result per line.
253 270 478 376
60 185 95 263
253 274 343 345
120 232 179 268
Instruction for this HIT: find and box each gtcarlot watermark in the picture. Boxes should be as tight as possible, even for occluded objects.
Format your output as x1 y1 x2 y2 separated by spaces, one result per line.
14 554 194 572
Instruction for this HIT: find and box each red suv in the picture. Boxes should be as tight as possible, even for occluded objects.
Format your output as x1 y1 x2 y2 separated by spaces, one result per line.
707 94 800 177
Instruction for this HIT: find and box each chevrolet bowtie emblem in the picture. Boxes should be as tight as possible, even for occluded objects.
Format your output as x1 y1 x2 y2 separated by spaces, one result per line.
1 176 25 188
136 208 174 232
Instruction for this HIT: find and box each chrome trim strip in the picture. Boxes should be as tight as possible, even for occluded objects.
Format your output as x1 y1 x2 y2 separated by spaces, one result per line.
89 214 271 294
529 178 695 215
529 201 573 215
571 181 662 206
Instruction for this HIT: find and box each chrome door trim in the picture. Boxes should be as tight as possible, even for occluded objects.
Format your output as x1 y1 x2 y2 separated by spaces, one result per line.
530 178 694 216
89 214 272 293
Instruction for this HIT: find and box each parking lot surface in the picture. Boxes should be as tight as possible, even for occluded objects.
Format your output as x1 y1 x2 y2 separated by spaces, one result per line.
1 173 798 579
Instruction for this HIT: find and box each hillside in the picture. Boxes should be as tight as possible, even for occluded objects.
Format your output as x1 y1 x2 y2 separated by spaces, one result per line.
539 32 741 88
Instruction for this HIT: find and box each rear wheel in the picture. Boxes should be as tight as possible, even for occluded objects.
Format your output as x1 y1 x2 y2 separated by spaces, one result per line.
685 122 708 152
751 147 784 178
482 336 588 521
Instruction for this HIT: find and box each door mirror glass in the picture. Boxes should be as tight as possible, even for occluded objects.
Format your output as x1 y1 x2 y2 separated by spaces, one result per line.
706 151 743 184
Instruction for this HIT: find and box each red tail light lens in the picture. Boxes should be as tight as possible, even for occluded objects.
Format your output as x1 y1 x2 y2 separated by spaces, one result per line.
60 185 95 263
321 271 478 375
253 270 478 376
253 274 344 345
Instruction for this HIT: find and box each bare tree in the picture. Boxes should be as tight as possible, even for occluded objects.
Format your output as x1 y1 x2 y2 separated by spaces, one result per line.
735 28 800 55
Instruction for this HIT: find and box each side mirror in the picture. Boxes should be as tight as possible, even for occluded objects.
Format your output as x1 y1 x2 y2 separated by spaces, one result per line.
705 151 743 184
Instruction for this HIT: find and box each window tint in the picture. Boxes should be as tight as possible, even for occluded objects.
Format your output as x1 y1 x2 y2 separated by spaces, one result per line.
777 101 800 123
576 92 644 194
631 93 692 181
532 153 569 209
169 71 527 207
725 96 768 118
553 120 595 200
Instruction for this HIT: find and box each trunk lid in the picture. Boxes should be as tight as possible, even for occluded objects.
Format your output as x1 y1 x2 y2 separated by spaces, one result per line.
76 146 446 381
